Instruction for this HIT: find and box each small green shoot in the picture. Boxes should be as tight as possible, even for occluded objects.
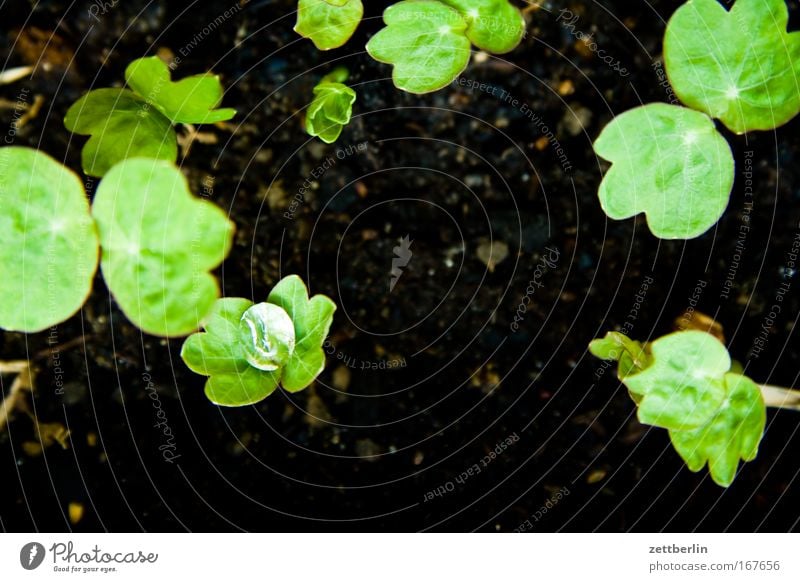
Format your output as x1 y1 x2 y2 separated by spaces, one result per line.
664 0 800 134
590 330 766 487
593 103 734 239
181 275 337 407
92 158 234 337
295 0 364 50
0 147 99 333
306 67 357 143
65 57 236 177
366 0 525 94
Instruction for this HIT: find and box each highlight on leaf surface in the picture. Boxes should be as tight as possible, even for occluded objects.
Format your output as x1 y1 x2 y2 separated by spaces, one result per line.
664 0 800 134
92 158 234 337
306 67 357 143
181 275 337 406
366 0 525 93
0 147 99 333
65 57 236 176
593 103 734 239
590 330 766 487
295 0 364 50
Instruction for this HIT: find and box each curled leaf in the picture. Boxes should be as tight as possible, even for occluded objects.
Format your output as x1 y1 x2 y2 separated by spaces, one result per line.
306 68 357 143
670 373 765 487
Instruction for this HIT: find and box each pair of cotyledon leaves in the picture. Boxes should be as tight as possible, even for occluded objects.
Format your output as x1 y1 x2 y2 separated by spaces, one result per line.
64 56 236 177
181 276 337 406
595 0 800 239
590 331 766 487
296 0 526 93
0 147 233 338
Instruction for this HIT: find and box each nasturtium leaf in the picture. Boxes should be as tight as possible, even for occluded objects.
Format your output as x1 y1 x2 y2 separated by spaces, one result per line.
266 275 336 392
295 0 364 50
366 0 472 94
64 88 177 177
594 103 735 239
181 298 282 406
306 68 357 143
181 276 336 406
669 373 766 487
664 0 800 133
92 158 234 337
621 331 731 430
0 147 99 332
124 57 237 125
589 331 652 379
439 0 525 53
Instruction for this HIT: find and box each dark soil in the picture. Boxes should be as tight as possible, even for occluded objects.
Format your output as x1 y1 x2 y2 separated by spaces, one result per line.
1 0 799 532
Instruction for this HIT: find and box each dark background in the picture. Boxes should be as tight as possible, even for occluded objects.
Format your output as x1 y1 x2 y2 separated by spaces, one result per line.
1 0 799 531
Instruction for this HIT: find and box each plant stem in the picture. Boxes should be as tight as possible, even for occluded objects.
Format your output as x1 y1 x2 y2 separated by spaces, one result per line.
0 361 34 432
760 384 800 411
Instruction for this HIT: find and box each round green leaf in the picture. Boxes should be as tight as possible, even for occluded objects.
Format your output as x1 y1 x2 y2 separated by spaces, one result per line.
594 103 734 239
664 0 800 133
439 0 525 54
0 147 99 332
124 57 237 125
669 373 766 487
366 0 472 94
623 331 731 431
294 0 364 51
92 158 234 337
64 88 177 177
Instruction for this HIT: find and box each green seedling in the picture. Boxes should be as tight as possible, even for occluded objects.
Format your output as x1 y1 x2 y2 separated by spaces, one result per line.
593 103 735 239
295 0 364 50
664 0 800 134
64 56 236 177
306 67 357 143
0 147 99 333
594 0 800 239
0 148 234 337
590 330 767 487
364 0 524 94
92 158 235 337
181 275 337 406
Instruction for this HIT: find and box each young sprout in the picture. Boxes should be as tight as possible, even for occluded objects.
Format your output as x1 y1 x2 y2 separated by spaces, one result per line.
306 67 357 143
593 103 734 239
295 0 364 50
92 158 234 337
181 275 337 406
0 147 99 333
664 0 800 134
64 56 236 176
590 330 767 487
366 0 525 94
